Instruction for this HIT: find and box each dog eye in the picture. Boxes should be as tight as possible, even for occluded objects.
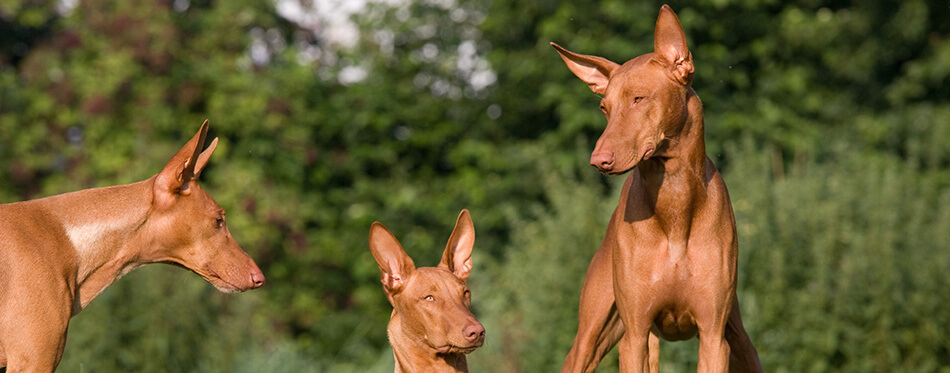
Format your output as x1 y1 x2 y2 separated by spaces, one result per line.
633 96 644 104
599 103 607 112
463 290 471 299
215 217 225 229
424 295 435 301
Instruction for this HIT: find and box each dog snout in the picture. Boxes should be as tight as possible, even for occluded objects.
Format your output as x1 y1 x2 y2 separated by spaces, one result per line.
463 322 485 343
590 150 615 172
250 268 266 288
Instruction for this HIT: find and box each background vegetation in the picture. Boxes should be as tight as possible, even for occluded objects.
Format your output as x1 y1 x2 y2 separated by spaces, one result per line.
1 0 948 371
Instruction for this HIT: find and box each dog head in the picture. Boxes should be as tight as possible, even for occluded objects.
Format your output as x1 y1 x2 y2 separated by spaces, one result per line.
553 5 695 175
369 210 486 355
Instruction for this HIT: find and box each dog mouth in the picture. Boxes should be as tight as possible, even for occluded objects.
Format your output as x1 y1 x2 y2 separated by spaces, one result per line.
167 261 246 293
601 146 655 176
641 146 656 161
202 268 245 293
435 343 483 355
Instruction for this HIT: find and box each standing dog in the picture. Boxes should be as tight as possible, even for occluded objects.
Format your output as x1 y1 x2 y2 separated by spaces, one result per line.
369 210 485 372
553 5 762 372
0 121 264 371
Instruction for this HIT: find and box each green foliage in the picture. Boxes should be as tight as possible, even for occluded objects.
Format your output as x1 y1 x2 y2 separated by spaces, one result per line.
1 0 949 371
726 137 950 372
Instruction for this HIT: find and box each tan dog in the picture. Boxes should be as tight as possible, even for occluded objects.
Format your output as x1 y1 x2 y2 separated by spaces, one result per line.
552 5 762 372
369 210 485 373
0 121 264 372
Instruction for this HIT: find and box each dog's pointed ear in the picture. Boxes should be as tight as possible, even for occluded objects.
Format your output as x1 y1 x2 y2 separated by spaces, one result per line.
551 42 619 95
653 5 694 85
193 137 218 179
153 120 210 208
440 209 475 283
370 222 416 296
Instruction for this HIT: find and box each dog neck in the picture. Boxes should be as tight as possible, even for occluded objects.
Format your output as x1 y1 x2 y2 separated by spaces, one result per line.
29 179 155 314
641 88 707 181
624 89 711 248
388 311 469 373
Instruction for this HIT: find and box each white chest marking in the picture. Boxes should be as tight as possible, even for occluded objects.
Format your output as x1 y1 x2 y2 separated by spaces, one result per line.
65 219 129 259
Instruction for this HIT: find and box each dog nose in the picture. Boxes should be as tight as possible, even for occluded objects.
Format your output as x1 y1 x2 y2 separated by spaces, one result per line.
463 322 485 342
590 151 614 172
250 270 266 288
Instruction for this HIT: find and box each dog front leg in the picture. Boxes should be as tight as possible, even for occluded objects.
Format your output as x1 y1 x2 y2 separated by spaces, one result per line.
562 238 624 373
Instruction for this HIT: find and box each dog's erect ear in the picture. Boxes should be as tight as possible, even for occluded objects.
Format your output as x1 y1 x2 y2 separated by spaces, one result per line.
193 136 218 179
154 120 211 208
551 42 620 95
440 209 475 283
370 222 416 296
653 5 694 85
